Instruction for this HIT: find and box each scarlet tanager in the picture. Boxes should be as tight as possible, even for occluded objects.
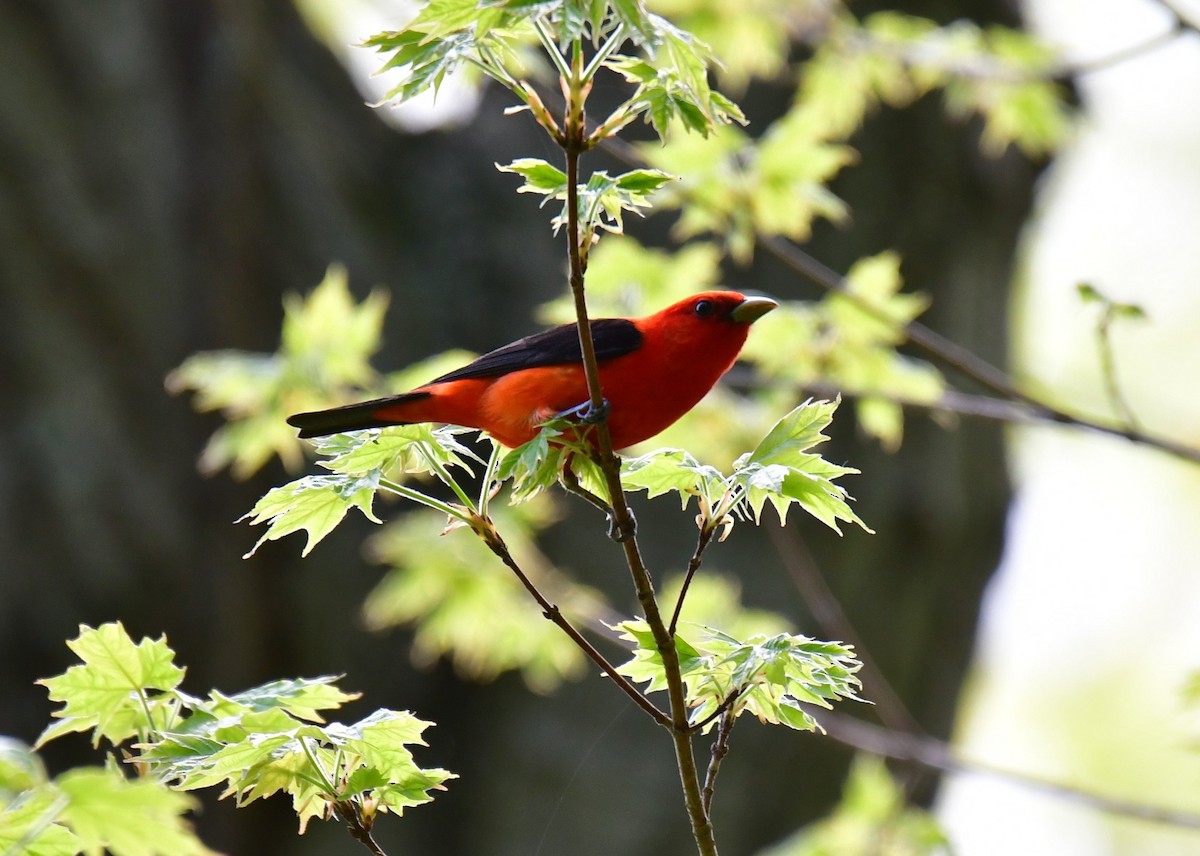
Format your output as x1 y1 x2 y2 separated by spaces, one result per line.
287 291 776 449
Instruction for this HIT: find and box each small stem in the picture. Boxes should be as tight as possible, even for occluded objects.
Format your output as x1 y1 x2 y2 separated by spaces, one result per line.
669 525 716 636
690 688 741 734
480 523 670 727
701 710 735 817
378 477 470 522
417 446 476 512
535 18 573 79
300 736 340 795
581 23 627 81
479 440 503 515
1095 309 1142 433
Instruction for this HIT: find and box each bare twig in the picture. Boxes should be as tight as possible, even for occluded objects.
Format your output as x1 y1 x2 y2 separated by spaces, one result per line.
478 521 669 726
812 711 1200 831
757 235 1200 464
701 711 736 816
669 525 716 636
1093 305 1144 433
334 801 389 856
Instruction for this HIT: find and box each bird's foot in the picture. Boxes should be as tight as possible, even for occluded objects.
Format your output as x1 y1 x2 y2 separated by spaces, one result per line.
557 397 610 425
607 508 637 542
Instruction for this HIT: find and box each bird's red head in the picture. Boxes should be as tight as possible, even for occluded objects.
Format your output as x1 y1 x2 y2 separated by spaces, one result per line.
645 290 778 349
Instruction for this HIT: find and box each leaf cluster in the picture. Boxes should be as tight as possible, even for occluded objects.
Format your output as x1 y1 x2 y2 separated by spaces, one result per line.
622 399 872 536
614 619 862 733
8 622 454 851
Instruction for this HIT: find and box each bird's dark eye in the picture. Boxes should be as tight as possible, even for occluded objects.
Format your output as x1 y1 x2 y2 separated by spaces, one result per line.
693 299 716 318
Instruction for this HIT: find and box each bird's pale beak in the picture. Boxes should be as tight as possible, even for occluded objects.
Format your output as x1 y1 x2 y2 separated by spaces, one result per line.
731 295 778 324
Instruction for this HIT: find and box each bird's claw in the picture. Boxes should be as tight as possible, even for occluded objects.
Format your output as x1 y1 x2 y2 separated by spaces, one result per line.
557 397 610 425
607 509 637 542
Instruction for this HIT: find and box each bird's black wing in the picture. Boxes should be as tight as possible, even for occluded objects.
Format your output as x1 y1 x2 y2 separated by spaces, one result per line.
428 318 642 384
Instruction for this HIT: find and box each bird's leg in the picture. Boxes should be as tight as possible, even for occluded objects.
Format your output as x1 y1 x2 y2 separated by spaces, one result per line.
560 452 637 542
555 397 610 425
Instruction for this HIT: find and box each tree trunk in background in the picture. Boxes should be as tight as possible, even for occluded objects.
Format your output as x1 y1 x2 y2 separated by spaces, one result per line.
0 0 1032 853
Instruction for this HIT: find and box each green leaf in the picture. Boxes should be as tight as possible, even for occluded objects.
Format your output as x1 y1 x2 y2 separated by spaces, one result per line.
493 427 566 503
0 786 82 856
167 265 389 478
496 158 569 195
241 471 383 557
318 424 482 480
213 676 361 724
620 447 724 509
0 738 48 799
57 767 212 856
37 623 185 749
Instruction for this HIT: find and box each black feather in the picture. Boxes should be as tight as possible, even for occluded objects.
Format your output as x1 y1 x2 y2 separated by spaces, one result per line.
286 318 642 438
287 391 431 438
428 317 642 384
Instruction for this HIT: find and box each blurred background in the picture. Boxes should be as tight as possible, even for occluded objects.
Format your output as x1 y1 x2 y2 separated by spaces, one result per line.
1 0 1198 854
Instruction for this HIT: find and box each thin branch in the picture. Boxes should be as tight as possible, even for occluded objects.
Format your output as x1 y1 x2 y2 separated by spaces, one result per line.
596 133 1200 465
1094 308 1143 433
701 711 736 817
333 801 390 856
813 711 1200 831
669 525 716 636
1062 21 1184 77
757 234 1200 464
479 524 670 727
690 688 741 734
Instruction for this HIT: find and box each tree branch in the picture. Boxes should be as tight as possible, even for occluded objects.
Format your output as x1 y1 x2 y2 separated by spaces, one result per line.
478 521 670 726
812 711 1200 831
560 55 719 856
757 235 1200 464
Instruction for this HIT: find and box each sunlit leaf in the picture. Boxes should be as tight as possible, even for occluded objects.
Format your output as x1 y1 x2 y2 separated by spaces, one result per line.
57 768 212 856
37 623 185 749
241 472 383 558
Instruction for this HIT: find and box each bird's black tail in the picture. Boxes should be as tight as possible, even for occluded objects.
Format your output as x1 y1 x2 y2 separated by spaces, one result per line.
286 391 431 438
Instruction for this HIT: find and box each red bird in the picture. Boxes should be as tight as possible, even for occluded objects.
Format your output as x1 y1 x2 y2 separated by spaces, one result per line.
287 291 776 449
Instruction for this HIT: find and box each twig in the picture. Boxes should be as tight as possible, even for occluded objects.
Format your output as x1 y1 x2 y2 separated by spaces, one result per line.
690 688 741 734
669 525 716 636
1094 306 1143 433
767 527 924 737
334 801 389 856
812 711 1200 831
479 523 670 726
701 710 736 816
757 234 1200 464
